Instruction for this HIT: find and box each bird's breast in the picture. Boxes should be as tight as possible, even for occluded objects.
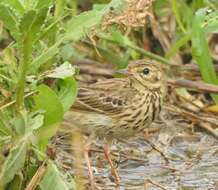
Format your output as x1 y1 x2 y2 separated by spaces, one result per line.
111 91 162 137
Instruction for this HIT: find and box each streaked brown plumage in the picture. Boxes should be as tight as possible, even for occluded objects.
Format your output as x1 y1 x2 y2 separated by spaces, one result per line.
61 59 165 186
63 59 165 139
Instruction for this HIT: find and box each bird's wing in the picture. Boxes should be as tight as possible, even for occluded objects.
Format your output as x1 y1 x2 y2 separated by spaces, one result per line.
72 78 136 115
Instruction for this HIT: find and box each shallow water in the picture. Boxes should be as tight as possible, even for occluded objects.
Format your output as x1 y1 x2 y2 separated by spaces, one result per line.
54 121 218 190
93 128 218 190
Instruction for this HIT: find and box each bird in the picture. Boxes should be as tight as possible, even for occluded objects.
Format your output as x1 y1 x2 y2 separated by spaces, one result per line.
61 59 165 187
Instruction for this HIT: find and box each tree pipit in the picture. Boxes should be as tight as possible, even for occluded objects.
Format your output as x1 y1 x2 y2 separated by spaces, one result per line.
62 59 165 187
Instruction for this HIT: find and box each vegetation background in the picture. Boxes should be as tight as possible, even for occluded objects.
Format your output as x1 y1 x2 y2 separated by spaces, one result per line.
0 0 218 189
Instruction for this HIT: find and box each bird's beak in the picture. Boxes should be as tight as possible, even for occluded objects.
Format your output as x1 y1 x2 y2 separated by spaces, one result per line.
115 68 131 76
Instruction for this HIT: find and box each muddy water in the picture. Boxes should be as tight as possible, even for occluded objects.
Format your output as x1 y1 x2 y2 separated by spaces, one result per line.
54 122 218 190
93 129 218 190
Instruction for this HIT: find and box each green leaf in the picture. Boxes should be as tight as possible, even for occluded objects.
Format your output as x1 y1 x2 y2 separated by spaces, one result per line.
0 4 20 41
110 30 135 47
28 111 44 130
19 7 48 44
0 141 27 186
0 0 25 16
165 34 191 59
171 0 186 33
0 121 13 137
0 136 11 147
97 46 129 69
60 44 74 61
65 10 103 42
19 10 36 35
39 162 76 190
102 0 124 12
64 0 125 42
36 0 54 9
12 112 27 135
56 77 78 112
29 43 59 73
6 174 23 190
61 45 85 60
21 7 47 39
34 84 64 127
203 10 218 33
192 8 218 103
98 33 170 64
54 0 66 19
34 85 64 151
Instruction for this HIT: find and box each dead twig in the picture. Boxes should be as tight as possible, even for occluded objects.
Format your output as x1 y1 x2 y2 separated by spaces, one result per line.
74 59 114 77
145 179 167 190
179 63 218 73
90 148 146 162
0 91 36 111
164 105 218 139
25 160 48 190
198 122 218 140
167 79 218 93
144 139 170 163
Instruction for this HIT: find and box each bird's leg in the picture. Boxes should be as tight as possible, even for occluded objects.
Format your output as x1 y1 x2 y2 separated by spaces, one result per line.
83 148 95 190
103 143 121 185
84 134 101 190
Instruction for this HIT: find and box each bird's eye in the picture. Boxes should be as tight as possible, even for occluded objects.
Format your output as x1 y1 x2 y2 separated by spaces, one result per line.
142 68 150 75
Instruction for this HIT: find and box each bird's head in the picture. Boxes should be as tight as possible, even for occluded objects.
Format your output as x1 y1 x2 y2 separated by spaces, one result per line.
118 59 165 91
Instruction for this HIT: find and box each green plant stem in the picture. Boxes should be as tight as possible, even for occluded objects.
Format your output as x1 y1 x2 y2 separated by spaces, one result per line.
55 0 65 19
16 41 32 112
71 0 77 16
128 44 170 64
92 36 170 64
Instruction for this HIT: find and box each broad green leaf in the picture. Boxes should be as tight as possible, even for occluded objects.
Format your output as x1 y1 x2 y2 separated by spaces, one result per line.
1 0 25 16
34 85 64 151
65 10 103 42
39 162 76 190
0 141 27 186
0 4 20 41
56 77 78 112
192 9 218 103
64 0 125 42
34 84 64 127
19 7 48 44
